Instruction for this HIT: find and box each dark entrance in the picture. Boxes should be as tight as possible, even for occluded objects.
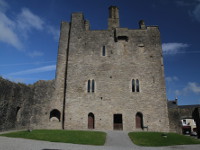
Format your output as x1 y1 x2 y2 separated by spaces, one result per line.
136 112 143 129
88 113 95 129
113 114 123 130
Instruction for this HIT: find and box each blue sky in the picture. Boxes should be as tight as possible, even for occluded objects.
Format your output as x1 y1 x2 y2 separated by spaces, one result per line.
0 0 200 105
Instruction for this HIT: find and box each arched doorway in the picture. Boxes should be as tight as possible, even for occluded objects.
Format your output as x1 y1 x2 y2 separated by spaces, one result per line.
88 112 95 129
136 112 143 129
16 106 21 122
50 109 61 122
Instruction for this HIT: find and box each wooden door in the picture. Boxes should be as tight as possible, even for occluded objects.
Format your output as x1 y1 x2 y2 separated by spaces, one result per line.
136 115 141 128
88 113 94 129
136 112 143 129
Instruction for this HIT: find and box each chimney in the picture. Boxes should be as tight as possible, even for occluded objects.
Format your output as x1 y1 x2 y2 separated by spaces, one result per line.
108 6 120 30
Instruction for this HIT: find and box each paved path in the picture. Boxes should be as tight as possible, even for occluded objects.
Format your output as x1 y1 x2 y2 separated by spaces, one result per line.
0 131 200 150
105 130 134 148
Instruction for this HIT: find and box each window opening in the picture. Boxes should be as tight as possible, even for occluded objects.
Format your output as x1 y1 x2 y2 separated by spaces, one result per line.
132 79 135 92
50 109 61 122
87 80 90 93
102 46 106 56
136 79 140 92
92 79 95 92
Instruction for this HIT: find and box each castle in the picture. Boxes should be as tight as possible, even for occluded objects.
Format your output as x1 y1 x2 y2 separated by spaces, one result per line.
0 6 170 132
51 6 169 131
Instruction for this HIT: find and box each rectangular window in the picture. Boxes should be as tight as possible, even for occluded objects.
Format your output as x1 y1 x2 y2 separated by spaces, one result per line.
136 79 140 92
87 80 90 93
132 79 140 92
102 46 106 56
92 79 95 92
132 79 135 92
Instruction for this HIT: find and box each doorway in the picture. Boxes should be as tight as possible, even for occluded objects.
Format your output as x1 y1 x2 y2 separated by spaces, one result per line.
113 114 123 130
88 113 95 129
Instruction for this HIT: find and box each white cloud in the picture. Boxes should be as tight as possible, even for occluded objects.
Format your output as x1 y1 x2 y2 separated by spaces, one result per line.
191 2 200 22
162 43 189 55
175 82 200 96
0 12 23 49
0 0 9 12
175 0 200 23
17 8 44 32
184 82 200 94
175 1 194 6
8 65 56 76
28 51 44 58
0 2 58 50
175 90 181 96
46 25 60 41
166 76 179 82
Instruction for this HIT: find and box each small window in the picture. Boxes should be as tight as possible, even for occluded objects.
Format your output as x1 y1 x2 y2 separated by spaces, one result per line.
102 46 106 56
87 79 95 93
92 79 95 92
132 79 140 92
50 109 61 122
132 79 135 92
87 80 90 93
183 119 186 125
136 79 140 92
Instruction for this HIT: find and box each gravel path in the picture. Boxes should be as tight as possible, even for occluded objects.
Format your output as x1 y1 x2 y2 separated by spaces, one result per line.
0 131 200 150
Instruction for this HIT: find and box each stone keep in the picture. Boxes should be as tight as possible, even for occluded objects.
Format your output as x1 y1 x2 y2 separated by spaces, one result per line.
52 6 170 131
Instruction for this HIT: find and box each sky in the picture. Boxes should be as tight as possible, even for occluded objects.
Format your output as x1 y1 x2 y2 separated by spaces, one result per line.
0 0 200 105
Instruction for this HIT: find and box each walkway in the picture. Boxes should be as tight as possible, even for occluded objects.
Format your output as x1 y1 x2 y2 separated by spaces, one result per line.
0 131 200 150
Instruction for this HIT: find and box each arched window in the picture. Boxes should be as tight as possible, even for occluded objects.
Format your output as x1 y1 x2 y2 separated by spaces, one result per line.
50 109 61 122
88 112 95 129
87 79 95 93
136 79 140 92
136 112 143 129
87 80 90 93
132 79 135 92
102 46 106 56
16 106 21 122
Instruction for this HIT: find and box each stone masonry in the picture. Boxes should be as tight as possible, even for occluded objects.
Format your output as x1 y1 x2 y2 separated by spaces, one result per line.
0 6 170 132
52 6 170 132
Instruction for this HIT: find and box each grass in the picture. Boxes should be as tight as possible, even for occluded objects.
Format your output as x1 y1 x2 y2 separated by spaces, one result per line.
128 132 200 146
0 129 106 145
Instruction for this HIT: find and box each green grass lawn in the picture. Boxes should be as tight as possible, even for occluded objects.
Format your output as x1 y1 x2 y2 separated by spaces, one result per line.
0 130 106 145
128 132 200 146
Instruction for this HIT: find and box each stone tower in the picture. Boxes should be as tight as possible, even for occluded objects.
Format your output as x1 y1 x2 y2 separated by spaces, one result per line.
51 6 169 131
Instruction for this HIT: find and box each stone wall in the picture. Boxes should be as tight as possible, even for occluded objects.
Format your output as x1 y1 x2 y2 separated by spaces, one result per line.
193 107 200 138
168 100 200 134
0 77 32 131
168 108 182 133
54 6 170 132
0 77 54 131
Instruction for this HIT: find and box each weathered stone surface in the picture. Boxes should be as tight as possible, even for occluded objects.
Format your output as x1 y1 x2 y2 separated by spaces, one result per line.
54 6 170 132
168 100 200 134
0 6 172 132
0 77 54 131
